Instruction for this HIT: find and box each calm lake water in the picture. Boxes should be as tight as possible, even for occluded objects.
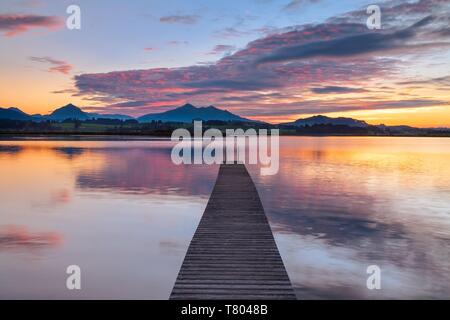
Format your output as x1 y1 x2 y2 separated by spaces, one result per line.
0 136 449 299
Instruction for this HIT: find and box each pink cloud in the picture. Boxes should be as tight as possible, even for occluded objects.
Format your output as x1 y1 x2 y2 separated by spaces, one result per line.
0 14 63 37
73 0 450 119
30 56 73 75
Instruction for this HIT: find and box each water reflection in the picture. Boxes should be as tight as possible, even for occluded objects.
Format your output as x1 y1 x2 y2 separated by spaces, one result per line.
0 137 449 299
0 225 62 251
248 137 450 299
75 147 217 196
0 145 23 155
53 147 85 159
0 140 218 299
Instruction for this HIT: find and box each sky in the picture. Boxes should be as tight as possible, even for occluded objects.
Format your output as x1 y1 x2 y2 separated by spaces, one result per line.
0 0 449 127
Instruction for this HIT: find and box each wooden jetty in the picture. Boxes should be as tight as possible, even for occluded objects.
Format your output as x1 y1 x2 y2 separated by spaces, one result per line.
170 163 296 300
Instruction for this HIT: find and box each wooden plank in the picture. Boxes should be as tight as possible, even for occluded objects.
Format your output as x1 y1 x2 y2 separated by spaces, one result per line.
170 164 296 300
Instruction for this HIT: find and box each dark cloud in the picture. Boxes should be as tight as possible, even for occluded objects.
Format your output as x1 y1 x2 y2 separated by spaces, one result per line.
220 92 284 102
311 86 368 94
283 0 320 11
208 44 237 55
183 79 282 91
159 15 200 25
434 27 450 37
398 75 450 86
329 0 448 28
0 14 62 37
214 27 254 38
257 16 438 64
51 88 78 94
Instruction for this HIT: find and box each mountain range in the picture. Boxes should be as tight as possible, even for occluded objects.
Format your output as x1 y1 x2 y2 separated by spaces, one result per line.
284 115 369 128
0 104 134 122
0 103 446 134
0 107 33 121
137 103 252 123
0 103 251 123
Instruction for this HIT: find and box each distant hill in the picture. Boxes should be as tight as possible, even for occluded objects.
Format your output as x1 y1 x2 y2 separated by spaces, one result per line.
0 104 133 122
283 115 369 128
48 104 91 121
376 124 422 135
0 107 33 121
138 103 253 123
279 115 444 135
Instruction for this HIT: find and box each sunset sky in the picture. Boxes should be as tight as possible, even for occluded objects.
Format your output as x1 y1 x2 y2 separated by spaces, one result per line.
1 0 449 127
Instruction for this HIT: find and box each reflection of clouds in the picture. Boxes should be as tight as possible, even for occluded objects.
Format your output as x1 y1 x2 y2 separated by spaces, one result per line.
159 239 187 255
0 145 23 155
53 147 85 159
75 147 218 197
266 205 444 294
0 144 85 159
0 143 218 196
278 234 370 299
2 138 448 298
0 225 62 251
271 212 407 246
249 138 450 299
279 233 450 299
50 189 71 204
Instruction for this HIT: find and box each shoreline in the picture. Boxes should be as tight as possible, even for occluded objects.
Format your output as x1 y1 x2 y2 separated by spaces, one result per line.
1 132 450 140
